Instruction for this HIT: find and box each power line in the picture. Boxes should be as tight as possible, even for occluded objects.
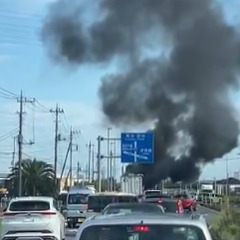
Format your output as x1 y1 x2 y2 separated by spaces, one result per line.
0 86 18 97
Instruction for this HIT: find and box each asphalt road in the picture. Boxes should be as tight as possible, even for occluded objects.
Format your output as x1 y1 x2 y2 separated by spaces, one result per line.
65 205 220 240
197 205 219 226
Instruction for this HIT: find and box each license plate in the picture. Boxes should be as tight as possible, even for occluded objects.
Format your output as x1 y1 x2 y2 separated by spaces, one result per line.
78 218 84 223
24 217 34 222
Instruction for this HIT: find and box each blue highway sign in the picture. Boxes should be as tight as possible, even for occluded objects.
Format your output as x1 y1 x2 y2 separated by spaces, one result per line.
121 132 154 164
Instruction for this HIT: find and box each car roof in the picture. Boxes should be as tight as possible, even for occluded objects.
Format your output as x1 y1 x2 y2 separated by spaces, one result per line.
9 196 53 202
83 212 207 228
69 188 95 194
105 202 160 207
89 192 137 197
158 198 178 203
145 190 161 193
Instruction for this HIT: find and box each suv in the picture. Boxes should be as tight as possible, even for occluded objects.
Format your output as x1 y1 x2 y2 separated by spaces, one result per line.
174 192 197 211
1 196 65 240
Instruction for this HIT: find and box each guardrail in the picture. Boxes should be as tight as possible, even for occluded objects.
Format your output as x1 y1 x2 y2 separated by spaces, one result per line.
198 196 222 211
198 196 240 212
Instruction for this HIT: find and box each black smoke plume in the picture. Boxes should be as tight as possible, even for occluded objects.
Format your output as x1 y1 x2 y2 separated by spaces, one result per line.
42 0 240 187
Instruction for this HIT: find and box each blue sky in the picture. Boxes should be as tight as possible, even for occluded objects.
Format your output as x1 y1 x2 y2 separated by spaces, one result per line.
0 0 240 182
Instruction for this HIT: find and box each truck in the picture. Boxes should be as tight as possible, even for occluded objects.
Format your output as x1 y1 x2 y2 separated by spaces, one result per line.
120 173 143 196
66 186 95 228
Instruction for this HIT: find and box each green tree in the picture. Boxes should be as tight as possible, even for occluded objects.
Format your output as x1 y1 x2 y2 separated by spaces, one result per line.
8 158 57 197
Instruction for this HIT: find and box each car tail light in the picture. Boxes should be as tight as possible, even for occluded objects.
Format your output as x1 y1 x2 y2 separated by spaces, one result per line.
3 212 17 216
177 200 184 214
39 212 56 215
3 211 57 216
134 226 149 232
158 199 163 204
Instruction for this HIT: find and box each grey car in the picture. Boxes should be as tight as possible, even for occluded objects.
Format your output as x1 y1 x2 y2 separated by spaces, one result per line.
102 202 165 215
75 212 213 240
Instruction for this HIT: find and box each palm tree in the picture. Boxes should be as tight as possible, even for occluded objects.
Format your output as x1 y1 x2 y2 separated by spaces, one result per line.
8 158 57 197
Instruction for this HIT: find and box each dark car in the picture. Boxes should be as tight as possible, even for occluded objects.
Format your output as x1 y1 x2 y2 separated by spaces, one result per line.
102 202 165 215
143 197 184 214
144 190 172 200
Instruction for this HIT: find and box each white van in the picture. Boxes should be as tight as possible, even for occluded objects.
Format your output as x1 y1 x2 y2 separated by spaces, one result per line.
66 186 95 228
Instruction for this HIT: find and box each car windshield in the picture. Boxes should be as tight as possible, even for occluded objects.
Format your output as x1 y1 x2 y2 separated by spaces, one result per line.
79 225 206 240
68 194 88 204
9 201 50 211
88 195 138 212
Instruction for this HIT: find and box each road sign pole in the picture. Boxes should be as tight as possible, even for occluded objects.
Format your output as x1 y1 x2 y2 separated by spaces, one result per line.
97 136 102 192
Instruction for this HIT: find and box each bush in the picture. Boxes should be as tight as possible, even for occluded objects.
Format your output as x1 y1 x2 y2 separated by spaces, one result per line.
211 202 240 240
229 196 240 204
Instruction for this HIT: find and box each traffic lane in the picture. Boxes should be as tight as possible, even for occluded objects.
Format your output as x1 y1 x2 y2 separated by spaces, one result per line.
65 206 220 239
197 205 219 226
66 228 78 240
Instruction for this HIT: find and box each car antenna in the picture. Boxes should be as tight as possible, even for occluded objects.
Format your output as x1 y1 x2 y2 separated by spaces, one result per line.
140 220 144 224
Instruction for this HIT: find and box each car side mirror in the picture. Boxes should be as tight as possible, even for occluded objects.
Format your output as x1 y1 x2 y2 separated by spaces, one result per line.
2 208 6 212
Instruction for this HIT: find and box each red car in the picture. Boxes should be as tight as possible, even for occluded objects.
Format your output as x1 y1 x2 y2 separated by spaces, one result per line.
174 192 197 211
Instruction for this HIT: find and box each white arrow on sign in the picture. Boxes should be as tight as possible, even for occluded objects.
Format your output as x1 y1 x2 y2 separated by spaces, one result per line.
123 140 148 162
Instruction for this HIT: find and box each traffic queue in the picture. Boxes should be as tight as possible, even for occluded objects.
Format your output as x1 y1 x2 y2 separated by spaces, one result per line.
0 185 212 240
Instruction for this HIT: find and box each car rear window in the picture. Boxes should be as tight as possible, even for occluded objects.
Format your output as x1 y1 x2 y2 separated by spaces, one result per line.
175 193 190 199
160 201 178 213
145 194 171 199
9 201 50 211
103 204 164 214
88 196 138 212
79 225 206 240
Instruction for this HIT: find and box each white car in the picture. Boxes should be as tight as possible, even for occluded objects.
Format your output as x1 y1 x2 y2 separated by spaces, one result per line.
75 212 213 240
1 196 65 240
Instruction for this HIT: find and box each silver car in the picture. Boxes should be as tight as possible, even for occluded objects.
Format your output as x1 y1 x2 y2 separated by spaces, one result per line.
75 212 213 240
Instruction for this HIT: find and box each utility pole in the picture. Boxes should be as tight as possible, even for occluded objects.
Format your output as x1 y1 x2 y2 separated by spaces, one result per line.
69 127 73 188
91 147 95 182
110 141 116 191
50 104 64 184
109 150 113 191
86 142 94 182
97 136 102 192
18 91 23 197
77 162 80 183
11 136 16 168
17 91 35 197
69 127 80 188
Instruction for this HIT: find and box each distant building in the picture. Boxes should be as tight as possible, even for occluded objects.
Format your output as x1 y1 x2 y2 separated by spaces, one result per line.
215 177 240 195
233 171 240 180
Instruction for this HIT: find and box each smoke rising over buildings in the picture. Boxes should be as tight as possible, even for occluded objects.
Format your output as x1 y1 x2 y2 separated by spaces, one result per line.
42 0 240 187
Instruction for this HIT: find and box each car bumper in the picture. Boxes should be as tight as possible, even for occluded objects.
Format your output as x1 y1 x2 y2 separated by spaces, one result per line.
67 217 86 224
1 233 58 240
